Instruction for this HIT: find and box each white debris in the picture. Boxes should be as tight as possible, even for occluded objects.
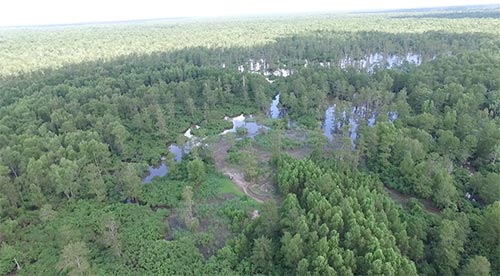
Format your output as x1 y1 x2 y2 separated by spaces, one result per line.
265 77 275 84
184 128 193 139
339 52 423 71
250 210 260 219
220 114 269 137
272 68 292 77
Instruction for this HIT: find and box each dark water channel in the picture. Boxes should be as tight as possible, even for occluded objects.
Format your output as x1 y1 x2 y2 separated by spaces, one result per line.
269 93 280 119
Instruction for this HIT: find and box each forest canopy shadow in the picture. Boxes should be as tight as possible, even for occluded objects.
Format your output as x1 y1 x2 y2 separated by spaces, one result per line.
1 30 498 151
2 29 499 96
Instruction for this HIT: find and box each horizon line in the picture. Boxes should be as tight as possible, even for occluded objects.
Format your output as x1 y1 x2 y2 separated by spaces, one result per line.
1 3 498 29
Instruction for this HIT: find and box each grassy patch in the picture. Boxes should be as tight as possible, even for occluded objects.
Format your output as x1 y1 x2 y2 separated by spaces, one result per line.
254 129 305 151
217 177 245 196
198 172 245 198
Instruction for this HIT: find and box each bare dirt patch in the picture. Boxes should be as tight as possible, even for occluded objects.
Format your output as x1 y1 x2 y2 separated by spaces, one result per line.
384 186 441 215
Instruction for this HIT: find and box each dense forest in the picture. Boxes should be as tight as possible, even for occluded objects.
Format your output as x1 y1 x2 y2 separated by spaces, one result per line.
1 6 499 276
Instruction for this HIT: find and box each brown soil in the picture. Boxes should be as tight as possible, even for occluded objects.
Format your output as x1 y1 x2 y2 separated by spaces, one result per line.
286 147 312 159
212 137 273 203
384 186 441 215
165 211 185 240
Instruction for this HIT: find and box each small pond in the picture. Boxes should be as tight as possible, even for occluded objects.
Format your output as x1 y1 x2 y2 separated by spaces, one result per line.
143 126 199 183
220 114 269 137
322 105 396 146
143 162 168 184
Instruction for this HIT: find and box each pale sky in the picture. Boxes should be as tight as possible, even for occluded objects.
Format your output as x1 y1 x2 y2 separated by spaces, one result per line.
1 0 499 27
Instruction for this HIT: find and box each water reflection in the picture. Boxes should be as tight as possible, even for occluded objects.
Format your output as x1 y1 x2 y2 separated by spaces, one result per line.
269 93 280 119
322 105 396 146
143 127 199 183
339 52 423 72
168 144 184 162
220 114 269 137
323 105 336 141
143 162 168 183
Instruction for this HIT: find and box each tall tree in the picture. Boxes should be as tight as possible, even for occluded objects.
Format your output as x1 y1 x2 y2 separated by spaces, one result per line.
478 202 500 273
118 163 142 203
434 219 468 276
281 232 304 268
101 214 121 257
461 255 491 276
57 242 91 276
187 158 206 185
251 237 274 274
0 165 18 209
0 244 22 275
81 164 107 201
51 158 79 199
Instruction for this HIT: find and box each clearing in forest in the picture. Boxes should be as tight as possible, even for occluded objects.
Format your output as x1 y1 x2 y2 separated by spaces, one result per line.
211 137 275 203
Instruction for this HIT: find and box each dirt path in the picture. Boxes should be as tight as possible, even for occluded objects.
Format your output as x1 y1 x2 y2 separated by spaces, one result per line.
384 186 441 215
212 138 270 203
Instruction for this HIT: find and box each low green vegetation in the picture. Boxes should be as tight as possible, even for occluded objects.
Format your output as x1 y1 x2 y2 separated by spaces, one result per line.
210 175 245 197
1 6 499 276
